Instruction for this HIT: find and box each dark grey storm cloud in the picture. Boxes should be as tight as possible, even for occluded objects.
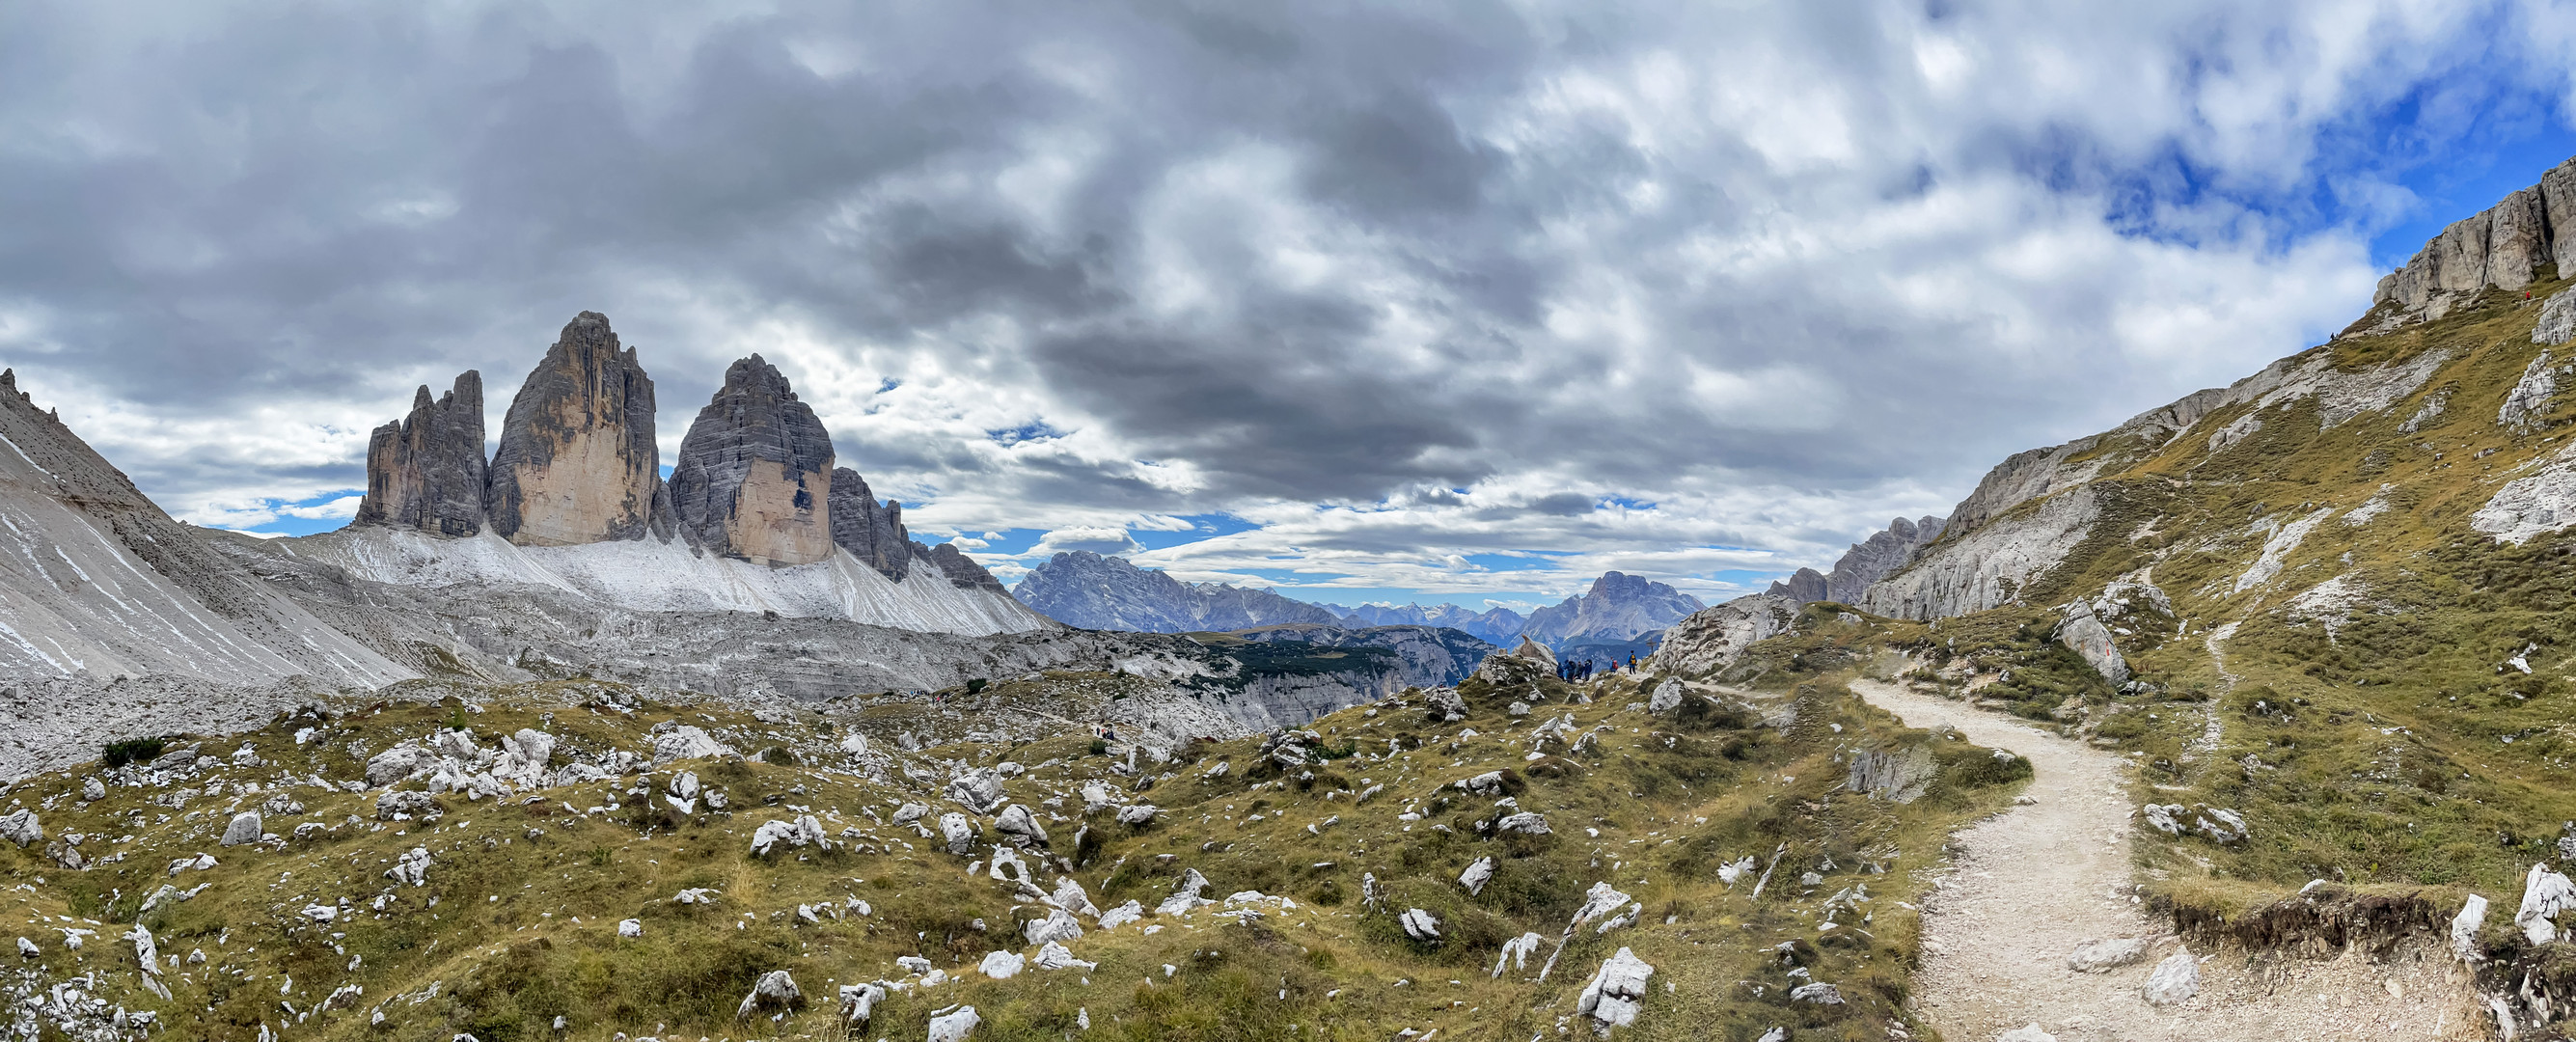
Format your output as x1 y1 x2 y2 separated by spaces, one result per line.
0 0 2560 597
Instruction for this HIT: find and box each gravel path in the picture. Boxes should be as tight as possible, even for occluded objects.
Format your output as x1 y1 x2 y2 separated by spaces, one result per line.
1849 678 2483 1042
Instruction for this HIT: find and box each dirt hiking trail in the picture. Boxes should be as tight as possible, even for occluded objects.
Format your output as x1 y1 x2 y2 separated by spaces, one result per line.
1849 677 2482 1042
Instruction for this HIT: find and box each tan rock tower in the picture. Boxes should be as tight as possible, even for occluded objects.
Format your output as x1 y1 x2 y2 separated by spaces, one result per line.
484 312 668 546
669 354 836 565
354 370 487 535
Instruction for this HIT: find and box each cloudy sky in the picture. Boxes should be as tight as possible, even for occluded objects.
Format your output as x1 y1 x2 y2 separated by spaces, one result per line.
4 1 2573 609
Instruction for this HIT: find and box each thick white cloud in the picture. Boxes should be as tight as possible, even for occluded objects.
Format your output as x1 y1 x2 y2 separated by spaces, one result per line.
1 0 2568 597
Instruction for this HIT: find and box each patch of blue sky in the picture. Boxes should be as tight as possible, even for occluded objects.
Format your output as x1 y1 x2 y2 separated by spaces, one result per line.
1129 513 1260 551
985 420 1066 447
229 489 366 536
959 528 1048 556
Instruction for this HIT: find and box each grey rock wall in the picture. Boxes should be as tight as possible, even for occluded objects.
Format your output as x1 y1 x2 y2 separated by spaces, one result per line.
355 371 486 536
669 354 836 564
830 467 916 581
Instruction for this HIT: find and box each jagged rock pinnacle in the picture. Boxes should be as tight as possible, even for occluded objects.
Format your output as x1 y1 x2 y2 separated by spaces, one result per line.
669 354 836 565
484 312 668 547
355 371 487 536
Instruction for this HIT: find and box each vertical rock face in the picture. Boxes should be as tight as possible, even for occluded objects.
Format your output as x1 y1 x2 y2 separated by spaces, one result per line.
670 354 836 565
829 467 915 580
2376 157 2576 313
355 371 487 536
486 313 666 546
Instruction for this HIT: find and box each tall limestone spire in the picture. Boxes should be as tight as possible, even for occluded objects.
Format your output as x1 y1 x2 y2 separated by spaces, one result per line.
484 312 669 546
669 354 836 565
355 371 488 535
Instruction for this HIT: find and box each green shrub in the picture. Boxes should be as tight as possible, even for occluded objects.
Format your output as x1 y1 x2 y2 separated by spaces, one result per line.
101 736 165 768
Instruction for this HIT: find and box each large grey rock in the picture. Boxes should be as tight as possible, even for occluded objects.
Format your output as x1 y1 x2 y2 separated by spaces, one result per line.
2066 937 2147 973
926 1006 980 1042
829 467 916 580
2519 863 2576 944
2453 893 2489 962
356 371 487 537
2378 158 2576 315
1644 594 1800 677
734 970 803 1019
0 809 40 847
220 810 262 846
2141 948 2199 1006
2052 601 2130 685
1575 947 1655 1033
1766 567 1826 603
485 312 668 546
669 355 836 565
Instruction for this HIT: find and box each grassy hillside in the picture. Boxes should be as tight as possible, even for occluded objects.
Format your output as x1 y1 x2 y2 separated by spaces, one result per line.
1 627 2024 1042
1851 272 2576 973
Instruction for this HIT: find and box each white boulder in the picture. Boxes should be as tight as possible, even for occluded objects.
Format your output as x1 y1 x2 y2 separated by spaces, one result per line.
2141 948 2199 1006
220 811 263 847
2453 893 2489 962
735 970 803 1019
2522 864 2576 944
1575 947 1655 1033
1399 908 1440 942
927 1006 981 1042
1459 856 1495 896
2066 937 2147 973
977 950 1024 979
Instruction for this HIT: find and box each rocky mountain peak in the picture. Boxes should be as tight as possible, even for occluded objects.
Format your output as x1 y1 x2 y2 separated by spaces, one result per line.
1768 515 1946 605
1013 551 1339 631
355 370 487 536
669 354 836 565
485 312 668 547
1521 571 1705 654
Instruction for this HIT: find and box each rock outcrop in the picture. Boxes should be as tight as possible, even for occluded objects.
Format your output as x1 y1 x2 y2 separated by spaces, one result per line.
355 371 487 536
1644 594 1800 677
2374 165 2570 315
830 467 915 580
1766 515 1949 606
670 355 836 565
1013 551 1337 630
918 542 1008 592
485 313 668 547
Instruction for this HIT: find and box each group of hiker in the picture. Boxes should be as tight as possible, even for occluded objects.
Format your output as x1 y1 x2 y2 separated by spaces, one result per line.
1556 653 1638 682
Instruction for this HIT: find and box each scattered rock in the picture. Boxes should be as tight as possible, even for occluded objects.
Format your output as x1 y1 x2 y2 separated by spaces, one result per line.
2453 893 2489 962
947 770 1007 815
1024 909 1083 946
1495 811 1550 836
2141 948 2199 1006
375 790 438 821
650 725 733 765
1789 981 1843 1004
735 970 804 1020
0 809 41 847
977 950 1024 980
1157 869 1213 916
1031 941 1094 971
1115 804 1160 826
386 846 432 887
1460 856 1495 896
1425 688 1467 723
927 1005 981 1042
940 813 976 856
220 811 262 847
1494 932 1544 978
617 919 643 939
2066 938 2146 973
1399 908 1441 942
14 937 35 958
1575 947 1655 1034
2519 864 2576 944
993 804 1049 848
1647 679 1684 714
80 778 103 802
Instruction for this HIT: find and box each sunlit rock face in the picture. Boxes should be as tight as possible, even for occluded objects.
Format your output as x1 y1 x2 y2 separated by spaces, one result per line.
484 312 668 547
356 371 488 537
670 354 836 565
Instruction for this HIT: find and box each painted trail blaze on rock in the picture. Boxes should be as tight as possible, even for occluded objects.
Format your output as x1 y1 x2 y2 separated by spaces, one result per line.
671 353 836 565
486 312 666 547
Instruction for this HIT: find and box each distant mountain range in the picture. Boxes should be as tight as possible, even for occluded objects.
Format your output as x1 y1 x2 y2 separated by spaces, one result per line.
1012 551 1342 632
1011 553 1702 658
1316 601 1526 644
